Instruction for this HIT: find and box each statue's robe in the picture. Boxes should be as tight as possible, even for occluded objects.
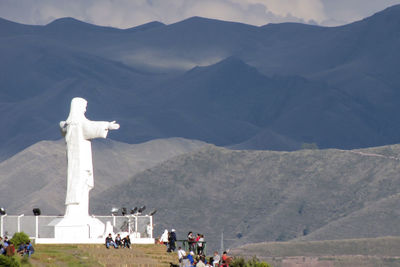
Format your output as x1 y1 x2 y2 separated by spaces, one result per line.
64 119 109 207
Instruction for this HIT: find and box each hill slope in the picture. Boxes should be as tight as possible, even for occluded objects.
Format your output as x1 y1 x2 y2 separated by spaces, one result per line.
0 138 206 215
90 144 400 251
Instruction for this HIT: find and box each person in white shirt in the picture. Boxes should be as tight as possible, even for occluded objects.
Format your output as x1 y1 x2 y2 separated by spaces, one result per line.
177 246 187 266
160 229 169 246
212 251 220 266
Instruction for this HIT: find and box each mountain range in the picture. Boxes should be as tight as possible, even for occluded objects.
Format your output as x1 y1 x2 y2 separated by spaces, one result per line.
1 4 400 159
3 138 400 252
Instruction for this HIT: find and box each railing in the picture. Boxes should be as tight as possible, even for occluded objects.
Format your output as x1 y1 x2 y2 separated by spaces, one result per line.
176 240 207 256
0 215 153 239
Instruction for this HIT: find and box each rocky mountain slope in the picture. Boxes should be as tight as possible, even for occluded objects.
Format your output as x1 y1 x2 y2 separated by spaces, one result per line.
1 5 400 158
89 144 400 251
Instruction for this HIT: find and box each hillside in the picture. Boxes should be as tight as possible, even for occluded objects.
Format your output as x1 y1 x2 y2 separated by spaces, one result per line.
0 138 206 215
2 138 400 252
230 236 400 267
89 144 400 252
1 5 400 158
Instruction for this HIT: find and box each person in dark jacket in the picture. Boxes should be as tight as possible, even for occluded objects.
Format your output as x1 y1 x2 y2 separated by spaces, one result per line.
168 229 177 252
115 234 123 248
105 233 118 249
24 241 34 257
122 235 131 249
17 243 26 255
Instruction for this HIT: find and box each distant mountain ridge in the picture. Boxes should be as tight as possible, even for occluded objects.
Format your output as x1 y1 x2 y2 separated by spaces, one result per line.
1 4 400 159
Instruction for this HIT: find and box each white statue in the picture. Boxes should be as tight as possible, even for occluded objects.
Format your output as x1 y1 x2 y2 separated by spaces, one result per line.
60 97 119 218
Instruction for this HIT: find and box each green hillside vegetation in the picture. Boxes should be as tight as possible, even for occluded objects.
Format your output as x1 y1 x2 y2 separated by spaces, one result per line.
230 236 400 267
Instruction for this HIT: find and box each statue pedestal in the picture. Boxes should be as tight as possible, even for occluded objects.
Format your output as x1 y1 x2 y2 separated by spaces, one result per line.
49 216 105 242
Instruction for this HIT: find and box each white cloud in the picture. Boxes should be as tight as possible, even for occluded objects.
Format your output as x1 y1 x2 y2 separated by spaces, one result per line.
0 0 399 28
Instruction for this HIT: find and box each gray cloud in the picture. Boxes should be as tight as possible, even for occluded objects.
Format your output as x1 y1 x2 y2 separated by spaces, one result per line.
0 0 399 28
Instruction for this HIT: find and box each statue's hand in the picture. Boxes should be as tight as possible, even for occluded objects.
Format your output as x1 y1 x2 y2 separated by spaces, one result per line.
59 121 67 136
108 121 120 130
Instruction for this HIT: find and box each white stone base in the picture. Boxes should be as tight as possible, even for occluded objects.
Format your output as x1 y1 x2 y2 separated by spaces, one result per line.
49 216 105 242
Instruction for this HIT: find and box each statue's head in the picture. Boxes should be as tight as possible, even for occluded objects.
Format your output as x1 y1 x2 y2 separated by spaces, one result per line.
67 97 87 122
71 97 87 113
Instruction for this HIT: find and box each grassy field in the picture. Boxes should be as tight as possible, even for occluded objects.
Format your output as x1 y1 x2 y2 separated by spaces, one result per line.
22 243 179 267
230 236 400 267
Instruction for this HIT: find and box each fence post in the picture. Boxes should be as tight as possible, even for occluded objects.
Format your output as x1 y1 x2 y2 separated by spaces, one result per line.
149 216 153 239
0 215 5 236
35 216 39 239
135 215 138 234
17 214 24 233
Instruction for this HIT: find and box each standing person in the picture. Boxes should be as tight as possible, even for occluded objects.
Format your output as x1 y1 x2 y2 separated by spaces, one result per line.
187 232 195 252
160 229 169 246
177 246 186 266
168 229 177 252
197 234 204 255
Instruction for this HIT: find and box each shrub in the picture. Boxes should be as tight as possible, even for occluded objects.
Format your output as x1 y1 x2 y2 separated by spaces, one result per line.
0 255 21 267
10 232 30 246
231 256 272 267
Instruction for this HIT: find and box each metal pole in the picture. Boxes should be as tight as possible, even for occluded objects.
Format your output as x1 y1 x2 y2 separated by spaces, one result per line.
220 231 224 256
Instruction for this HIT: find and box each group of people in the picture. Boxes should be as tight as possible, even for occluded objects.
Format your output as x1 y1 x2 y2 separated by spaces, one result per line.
177 248 232 267
0 236 34 257
159 229 177 252
187 232 205 255
105 233 131 249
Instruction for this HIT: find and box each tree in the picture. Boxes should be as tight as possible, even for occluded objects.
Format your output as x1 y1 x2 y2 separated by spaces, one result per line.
10 232 30 246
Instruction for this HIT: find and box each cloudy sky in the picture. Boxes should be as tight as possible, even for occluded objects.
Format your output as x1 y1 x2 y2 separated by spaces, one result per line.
1 0 400 28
